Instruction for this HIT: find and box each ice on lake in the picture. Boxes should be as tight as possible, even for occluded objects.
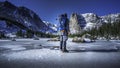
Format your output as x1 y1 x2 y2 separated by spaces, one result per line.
0 38 120 68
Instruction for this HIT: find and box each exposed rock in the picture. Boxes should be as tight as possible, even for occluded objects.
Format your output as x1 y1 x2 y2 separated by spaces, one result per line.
72 34 94 43
33 37 39 40
11 37 16 41
69 13 83 34
33 35 39 40
72 37 84 43
47 37 60 41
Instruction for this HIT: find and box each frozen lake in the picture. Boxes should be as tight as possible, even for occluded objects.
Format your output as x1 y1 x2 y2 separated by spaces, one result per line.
0 38 120 68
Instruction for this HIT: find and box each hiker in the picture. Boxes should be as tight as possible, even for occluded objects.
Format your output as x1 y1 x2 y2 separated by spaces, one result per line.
58 13 69 52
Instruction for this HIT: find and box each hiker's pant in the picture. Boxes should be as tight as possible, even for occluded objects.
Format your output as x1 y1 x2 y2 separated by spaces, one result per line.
59 30 68 50
60 35 68 50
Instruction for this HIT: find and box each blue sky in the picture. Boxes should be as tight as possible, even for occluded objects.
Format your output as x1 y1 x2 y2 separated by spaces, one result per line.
0 0 120 24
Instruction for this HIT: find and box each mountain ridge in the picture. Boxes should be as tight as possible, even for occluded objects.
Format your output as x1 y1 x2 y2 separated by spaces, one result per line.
69 12 120 34
0 1 49 34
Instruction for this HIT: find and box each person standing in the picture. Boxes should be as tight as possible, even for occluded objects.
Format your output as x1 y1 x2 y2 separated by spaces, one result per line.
58 13 69 52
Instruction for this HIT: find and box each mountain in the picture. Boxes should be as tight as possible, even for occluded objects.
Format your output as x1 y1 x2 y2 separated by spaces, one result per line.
82 13 102 30
0 1 48 34
43 21 57 34
69 13 120 34
101 13 120 23
69 13 83 34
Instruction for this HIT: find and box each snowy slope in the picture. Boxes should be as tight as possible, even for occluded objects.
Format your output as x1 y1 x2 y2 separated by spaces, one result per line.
70 13 120 32
0 1 47 33
81 13 102 30
101 13 120 23
43 21 57 33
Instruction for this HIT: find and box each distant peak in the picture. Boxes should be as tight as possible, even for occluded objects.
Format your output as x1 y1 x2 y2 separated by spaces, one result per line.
19 6 27 9
71 13 78 18
18 6 29 11
0 0 16 8
4 0 10 3
4 0 13 5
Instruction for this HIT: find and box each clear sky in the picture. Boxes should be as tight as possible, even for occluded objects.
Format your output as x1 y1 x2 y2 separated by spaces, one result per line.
0 0 120 24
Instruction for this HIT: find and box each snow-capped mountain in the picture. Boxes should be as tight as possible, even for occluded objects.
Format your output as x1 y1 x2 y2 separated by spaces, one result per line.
101 13 120 23
81 13 102 30
43 21 57 33
0 1 48 33
69 13 120 34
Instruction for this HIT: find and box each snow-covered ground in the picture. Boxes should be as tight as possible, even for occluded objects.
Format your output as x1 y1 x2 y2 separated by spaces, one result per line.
0 38 120 68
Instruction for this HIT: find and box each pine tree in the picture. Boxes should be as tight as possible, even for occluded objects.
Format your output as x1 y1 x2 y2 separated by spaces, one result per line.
16 30 23 37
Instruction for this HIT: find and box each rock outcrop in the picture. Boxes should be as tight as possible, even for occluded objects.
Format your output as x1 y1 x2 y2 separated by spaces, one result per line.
69 13 85 34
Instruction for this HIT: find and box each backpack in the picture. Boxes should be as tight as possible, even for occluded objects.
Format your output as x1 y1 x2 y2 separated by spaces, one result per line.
60 17 69 31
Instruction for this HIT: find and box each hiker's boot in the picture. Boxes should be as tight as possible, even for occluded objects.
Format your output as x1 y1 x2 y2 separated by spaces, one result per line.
60 41 63 50
62 41 68 52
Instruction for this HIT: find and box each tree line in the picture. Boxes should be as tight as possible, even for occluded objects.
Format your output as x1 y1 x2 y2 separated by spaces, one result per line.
68 21 120 41
87 21 120 40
